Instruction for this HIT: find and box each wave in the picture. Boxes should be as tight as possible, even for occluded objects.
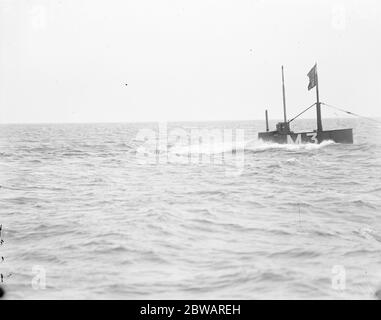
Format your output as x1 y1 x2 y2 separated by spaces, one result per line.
167 139 336 156
356 227 381 242
269 248 321 259
245 139 336 152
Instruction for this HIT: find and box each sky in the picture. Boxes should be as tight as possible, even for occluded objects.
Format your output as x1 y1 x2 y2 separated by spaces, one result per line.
0 0 380 123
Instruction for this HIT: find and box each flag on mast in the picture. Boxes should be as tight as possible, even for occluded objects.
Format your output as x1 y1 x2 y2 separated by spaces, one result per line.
307 64 317 90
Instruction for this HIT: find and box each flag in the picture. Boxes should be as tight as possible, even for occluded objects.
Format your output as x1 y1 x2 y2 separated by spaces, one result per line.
307 64 317 90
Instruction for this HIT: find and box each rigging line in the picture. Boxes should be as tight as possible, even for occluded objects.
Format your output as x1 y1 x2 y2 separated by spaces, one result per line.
321 102 381 125
287 103 316 124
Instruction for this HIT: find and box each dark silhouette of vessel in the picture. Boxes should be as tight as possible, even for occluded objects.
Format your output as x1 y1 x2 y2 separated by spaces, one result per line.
258 64 353 144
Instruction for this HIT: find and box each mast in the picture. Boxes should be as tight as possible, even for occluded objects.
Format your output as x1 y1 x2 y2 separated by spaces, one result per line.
281 66 287 123
265 109 269 131
315 64 323 132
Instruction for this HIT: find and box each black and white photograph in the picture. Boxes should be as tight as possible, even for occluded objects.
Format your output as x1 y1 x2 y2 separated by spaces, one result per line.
0 0 380 304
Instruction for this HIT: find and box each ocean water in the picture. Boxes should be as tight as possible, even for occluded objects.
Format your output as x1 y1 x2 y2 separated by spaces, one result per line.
0 118 380 299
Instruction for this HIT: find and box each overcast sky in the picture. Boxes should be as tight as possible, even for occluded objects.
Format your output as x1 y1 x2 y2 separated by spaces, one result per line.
0 0 380 123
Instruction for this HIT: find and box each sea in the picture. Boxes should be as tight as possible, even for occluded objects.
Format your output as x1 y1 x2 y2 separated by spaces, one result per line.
0 118 380 299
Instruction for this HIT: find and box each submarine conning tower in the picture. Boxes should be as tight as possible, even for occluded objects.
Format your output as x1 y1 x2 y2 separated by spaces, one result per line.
258 64 353 144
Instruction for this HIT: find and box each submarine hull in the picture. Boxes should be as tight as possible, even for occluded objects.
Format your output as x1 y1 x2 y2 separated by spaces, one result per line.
258 128 353 144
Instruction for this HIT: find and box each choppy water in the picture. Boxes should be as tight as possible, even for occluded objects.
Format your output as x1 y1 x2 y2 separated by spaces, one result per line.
0 118 380 299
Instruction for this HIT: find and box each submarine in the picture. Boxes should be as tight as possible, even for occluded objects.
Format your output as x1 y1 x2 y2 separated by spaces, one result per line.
258 64 353 144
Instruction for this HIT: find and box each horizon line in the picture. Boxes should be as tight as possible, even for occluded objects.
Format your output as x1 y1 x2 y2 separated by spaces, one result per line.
0 116 371 126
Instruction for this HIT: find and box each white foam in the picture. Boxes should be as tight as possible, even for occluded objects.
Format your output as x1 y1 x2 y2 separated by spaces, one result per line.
167 139 336 156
